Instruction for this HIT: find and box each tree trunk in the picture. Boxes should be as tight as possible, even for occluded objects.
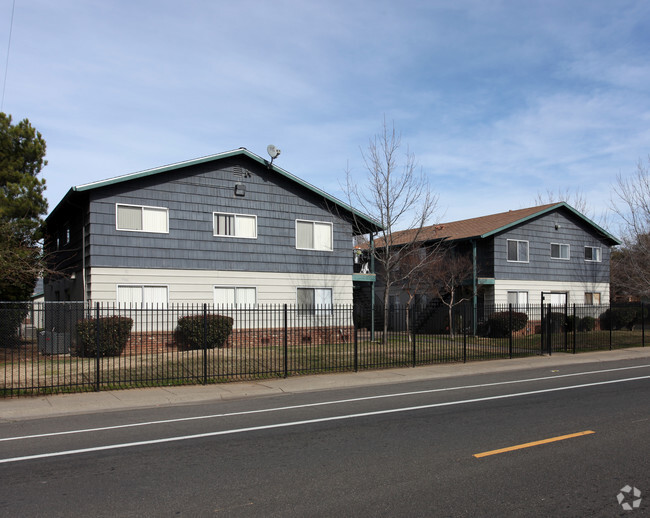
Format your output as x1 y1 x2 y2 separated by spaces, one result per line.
383 286 390 346
448 289 455 339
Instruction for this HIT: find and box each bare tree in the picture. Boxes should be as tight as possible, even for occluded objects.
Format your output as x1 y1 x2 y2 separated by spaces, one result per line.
425 247 474 338
611 157 650 299
344 119 438 344
533 188 610 228
393 245 440 344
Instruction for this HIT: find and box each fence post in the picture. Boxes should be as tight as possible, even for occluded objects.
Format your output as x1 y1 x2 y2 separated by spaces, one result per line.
283 304 288 378
572 304 576 354
201 303 208 384
540 301 545 356
508 303 513 359
463 303 467 363
564 302 569 352
412 304 417 368
354 320 358 372
95 302 100 392
546 304 553 356
642 302 645 348
609 300 612 351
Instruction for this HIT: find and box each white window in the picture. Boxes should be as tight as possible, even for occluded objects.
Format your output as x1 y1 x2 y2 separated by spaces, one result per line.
213 213 257 239
507 239 529 262
116 204 168 233
551 243 570 260
297 288 333 313
214 286 257 306
584 246 601 262
585 292 601 305
296 220 333 251
507 291 528 308
117 285 168 307
548 292 567 306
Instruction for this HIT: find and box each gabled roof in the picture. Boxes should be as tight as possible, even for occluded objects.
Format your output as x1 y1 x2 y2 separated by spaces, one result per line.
384 202 620 246
49 148 382 234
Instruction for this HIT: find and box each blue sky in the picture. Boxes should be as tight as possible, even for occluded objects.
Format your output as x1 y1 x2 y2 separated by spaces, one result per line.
1 0 648 231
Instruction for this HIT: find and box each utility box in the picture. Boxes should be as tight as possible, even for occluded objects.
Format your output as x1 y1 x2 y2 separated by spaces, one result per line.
38 331 71 355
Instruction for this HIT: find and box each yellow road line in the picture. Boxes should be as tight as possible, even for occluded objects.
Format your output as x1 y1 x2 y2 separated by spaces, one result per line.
474 430 595 458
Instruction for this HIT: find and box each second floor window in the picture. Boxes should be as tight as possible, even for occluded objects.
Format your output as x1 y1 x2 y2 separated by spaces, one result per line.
296 220 333 251
584 246 601 262
213 213 257 238
507 239 529 262
116 204 168 233
551 243 570 260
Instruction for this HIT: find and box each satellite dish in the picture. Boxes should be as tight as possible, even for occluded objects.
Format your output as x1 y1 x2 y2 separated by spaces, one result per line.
267 144 281 159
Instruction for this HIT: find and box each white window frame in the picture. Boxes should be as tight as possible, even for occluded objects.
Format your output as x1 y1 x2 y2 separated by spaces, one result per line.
213 286 257 307
506 239 529 263
584 246 602 262
213 212 257 239
116 203 169 233
584 292 601 305
116 284 169 308
295 220 333 251
507 291 529 308
296 287 333 314
550 243 570 260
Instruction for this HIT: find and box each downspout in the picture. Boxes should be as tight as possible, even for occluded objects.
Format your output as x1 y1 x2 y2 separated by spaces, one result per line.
472 239 477 335
370 233 375 341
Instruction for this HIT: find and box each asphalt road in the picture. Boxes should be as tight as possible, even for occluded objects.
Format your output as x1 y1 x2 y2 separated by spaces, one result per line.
1 358 649 517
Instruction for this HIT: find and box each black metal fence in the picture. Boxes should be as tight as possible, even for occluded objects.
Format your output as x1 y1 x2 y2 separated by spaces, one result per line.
1 300 646 396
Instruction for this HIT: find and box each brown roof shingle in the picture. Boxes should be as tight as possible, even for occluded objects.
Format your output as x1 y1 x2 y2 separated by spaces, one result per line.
379 203 565 246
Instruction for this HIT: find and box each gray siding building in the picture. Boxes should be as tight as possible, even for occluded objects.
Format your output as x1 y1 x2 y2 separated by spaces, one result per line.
382 203 620 308
45 148 380 306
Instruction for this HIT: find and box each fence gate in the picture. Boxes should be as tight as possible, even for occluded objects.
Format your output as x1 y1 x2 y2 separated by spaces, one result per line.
540 303 571 355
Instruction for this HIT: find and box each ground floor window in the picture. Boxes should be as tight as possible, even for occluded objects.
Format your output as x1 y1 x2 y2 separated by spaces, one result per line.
214 286 257 306
507 291 528 308
543 292 567 306
297 288 332 314
584 292 601 305
117 285 168 307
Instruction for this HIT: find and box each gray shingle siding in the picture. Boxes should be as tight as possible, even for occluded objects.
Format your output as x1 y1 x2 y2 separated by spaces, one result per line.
84 158 353 275
493 211 611 283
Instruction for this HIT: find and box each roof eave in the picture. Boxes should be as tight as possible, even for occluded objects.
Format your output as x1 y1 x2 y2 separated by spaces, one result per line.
480 202 621 245
60 147 381 233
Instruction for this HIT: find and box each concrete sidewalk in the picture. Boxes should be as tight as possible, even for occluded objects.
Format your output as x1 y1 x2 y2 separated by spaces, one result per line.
3 347 650 422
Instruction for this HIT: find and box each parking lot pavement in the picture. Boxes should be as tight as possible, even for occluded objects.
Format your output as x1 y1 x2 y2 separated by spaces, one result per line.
3 347 650 422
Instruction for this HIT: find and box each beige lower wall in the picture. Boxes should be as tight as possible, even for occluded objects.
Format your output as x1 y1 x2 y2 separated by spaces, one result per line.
492 280 611 306
86 267 354 306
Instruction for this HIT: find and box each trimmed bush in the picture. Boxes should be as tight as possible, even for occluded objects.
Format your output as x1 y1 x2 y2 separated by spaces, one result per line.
486 311 528 338
175 314 234 350
578 316 596 332
599 307 638 331
74 316 133 357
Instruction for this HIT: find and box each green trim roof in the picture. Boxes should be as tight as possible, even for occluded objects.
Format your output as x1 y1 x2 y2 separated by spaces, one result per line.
380 202 620 247
57 147 382 233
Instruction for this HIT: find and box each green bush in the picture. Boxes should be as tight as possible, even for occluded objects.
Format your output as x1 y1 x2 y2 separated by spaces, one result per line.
599 307 638 330
74 316 133 357
487 311 528 338
578 316 596 332
175 314 234 350
0 302 28 347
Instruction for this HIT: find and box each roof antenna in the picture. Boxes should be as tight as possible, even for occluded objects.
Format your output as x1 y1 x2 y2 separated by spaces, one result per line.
266 144 281 167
